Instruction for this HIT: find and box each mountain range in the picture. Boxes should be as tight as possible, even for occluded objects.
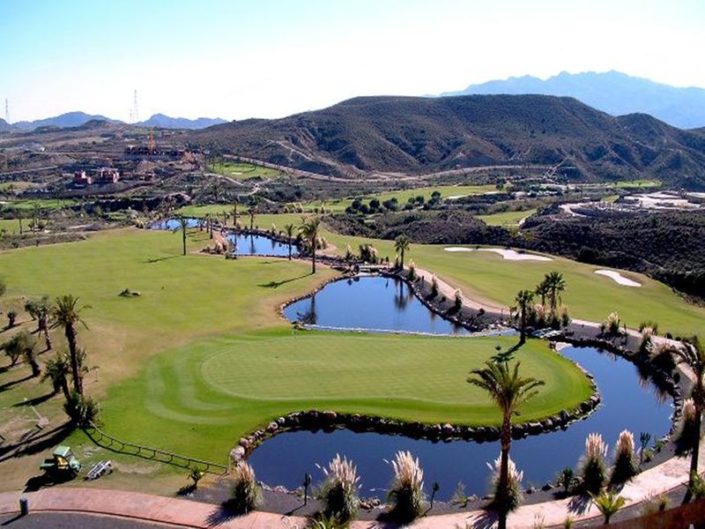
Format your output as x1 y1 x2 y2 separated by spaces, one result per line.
189 94 705 189
441 71 705 129
3 112 226 132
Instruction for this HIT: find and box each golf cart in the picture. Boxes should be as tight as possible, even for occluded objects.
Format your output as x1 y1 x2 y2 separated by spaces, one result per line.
40 445 81 478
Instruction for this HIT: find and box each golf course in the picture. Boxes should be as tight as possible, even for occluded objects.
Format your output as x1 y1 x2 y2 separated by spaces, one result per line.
0 216 702 493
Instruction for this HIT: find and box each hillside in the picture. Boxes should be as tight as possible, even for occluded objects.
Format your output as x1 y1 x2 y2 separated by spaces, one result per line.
137 114 227 129
190 94 705 188
12 111 119 131
441 71 705 129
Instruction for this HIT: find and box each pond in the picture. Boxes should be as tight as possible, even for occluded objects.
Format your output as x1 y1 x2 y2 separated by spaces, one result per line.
149 218 201 230
283 276 474 335
247 345 672 500
227 233 297 257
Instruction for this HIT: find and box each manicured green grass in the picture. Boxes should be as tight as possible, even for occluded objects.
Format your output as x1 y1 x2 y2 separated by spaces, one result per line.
208 160 283 180
0 218 21 234
478 209 536 227
0 198 76 211
0 226 592 488
96 331 589 463
308 184 497 213
613 179 661 189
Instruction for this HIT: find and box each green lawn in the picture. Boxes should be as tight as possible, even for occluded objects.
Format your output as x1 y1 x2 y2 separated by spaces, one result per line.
0 226 593 490
478 209 536 227
208 160 284 180
0 198 76 211
307 184 497 213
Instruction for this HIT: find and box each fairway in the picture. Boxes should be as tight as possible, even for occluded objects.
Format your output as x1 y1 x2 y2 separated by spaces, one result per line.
100 331 591 462
309 184 497 213
208 160 284 180
478 209 536 226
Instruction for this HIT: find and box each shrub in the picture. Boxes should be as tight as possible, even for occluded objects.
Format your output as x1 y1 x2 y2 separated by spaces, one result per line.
641 492 670 517
560 307 571 327
610 430 638 484
387 450 426 522
689 472 705 500
453 290 463 313
579 433 607 494
591 489 625 525
556 467 575 493
407 260 416 281
64 391 101 427
675 399 699 456
430 276 439 298
604 312 621 336
487 454 523 512
189 469 205 489
228 462 261 514
317 454 359 522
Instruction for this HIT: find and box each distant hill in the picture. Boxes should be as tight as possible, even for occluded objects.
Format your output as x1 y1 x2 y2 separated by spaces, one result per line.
0 118 12 133
12 111 120 131
189 94 705 189
6 112 225 132
137 114 227 130
440 71 705 129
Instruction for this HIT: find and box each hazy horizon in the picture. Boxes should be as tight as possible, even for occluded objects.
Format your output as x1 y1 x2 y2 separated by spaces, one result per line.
2 0 704 123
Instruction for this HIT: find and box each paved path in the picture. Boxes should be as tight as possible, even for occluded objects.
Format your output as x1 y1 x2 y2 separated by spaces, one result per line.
0 443 700 529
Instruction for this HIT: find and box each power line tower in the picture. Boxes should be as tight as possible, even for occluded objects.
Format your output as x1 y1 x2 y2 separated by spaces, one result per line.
4 99 9 123
129 89 139 123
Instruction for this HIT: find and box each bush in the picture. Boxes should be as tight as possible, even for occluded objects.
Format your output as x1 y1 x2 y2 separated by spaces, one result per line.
579 433 607 494
387 451 426 522
64 391 100 427
430 276 439 298
228 462 261 514
487 454 523 513
603 312 621 336
610 430 638 484
675 399 699 456
317 454 359 522
453 290 463 313
556 467 575 493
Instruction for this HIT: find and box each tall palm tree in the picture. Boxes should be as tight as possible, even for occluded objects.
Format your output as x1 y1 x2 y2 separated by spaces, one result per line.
535 279 550 307
544 271 566 313
671 336 705 489
42 353 71 401
248 207 256 231
394 235 411 269
176 216 189 255
468 359 544 529
283 224 296 260
299 216 321 274
51 295 89 395
513 290 535 344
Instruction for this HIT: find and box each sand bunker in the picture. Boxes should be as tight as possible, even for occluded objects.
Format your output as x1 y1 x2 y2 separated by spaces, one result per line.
443 247 552 261
595 269 641 287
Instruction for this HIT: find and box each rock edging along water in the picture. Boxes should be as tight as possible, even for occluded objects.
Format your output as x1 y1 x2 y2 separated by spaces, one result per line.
229 388 602 466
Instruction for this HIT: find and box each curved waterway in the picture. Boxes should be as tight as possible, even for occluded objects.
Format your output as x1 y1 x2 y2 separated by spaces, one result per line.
264 276 671 499
284 275 486 335
248 345 672 500
150 219 296 257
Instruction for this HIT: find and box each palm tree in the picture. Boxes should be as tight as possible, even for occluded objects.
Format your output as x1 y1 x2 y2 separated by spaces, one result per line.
232 197 239 229
248 207 256 231
177 216 189 256
535 279 550 307
468 359 544 529
283 224 296 260
42 353 71 401
5 331 38 375
671 336 705 489
394 235 411 269
591 490 625 525
544 271 566 313
299 216 321 274
513 290 535 344
51 295 89 395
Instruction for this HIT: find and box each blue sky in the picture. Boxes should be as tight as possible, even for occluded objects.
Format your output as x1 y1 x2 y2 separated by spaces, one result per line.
1 0 704 121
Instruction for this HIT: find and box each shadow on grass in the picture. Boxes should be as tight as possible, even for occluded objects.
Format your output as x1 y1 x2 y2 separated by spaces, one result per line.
0 421 73 465
145 255 179 264
258 274 310 289
12 392 55 408
0 373 34 392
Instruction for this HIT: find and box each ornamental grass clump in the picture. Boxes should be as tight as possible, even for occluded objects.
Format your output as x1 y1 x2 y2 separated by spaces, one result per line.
675 399 699 456
317 454 360 522
610 430 638 484
387 450 426 522
603 312 621 336
579 433 608 494
487 454 523 512
229 462 261 514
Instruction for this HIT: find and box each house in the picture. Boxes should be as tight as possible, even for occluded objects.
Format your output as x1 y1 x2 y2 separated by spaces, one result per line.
96 167 120 184
72 171 92 187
